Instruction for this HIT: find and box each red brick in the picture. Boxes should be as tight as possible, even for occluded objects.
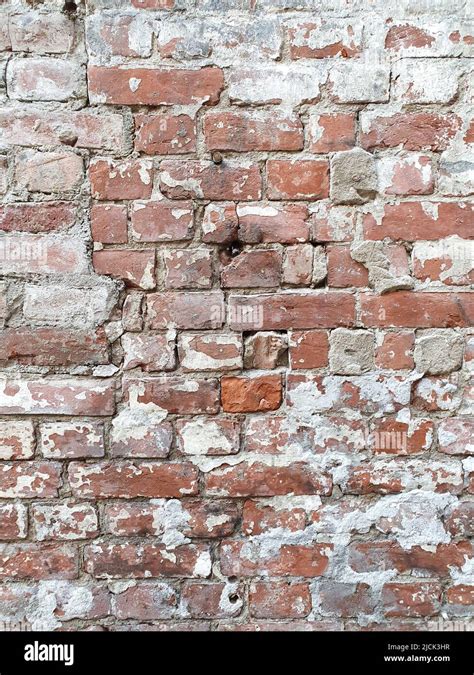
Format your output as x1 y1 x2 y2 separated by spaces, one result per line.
228 292 355 330
445 503 474 537
0 544 77 580
385 24 436 51
205 461 331 497
9 12 74 53
0 378 115 416
135 113 196 154
282 244 313 285
349 541 472 576
361 112 462 151
370 418 434 455
377 154 434 195
122 292 144 331
176 417 240 456
308 113 356 152
146 291 224 330
123 376 219 414
244 332 287 370
0 420 35 460
288 20 362 59
0 581 110 622
289 330 329 369
244 415 315 455
0 203 76 233
93 250 155 290
221 541 333 577
182 501 240 538
446 585 474 607
110 422 172 460
242 499 309 535
412 376 462 412
0 234 87 275
204 111 303 152
178 333 242 372
89 159 153 201
202 203 238 244
267 159 329 200
69 461 199 499
221 375 282 413
8 57 85 102
91 204 128 244
104 500 239 539
287 374 411 415
438 418 474 455
113 583 177 620
84 542 211 578
164 249 213 289
15 149 83 193
0 504 27 540
375 332 415 369
221 250 281 289
237 203 310 244
31 502 99 540
250 581 311 619
360 292 473 328
122 332 176 371
0 462 61 498
0 328 109 366
327 245 369 287
131 201 194 242
363 202 473 241
159 160 261 201
39 422 105 459
382 582 441 618
88 66 224 106
310 203 356 242
412 240 474 286
0 108 126 151
316 581 375 618
384 22 474 56
86 14 152 58
182 582 243 619
343 459 463 495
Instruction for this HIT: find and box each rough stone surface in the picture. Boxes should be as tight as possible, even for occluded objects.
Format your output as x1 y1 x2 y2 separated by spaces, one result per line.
351 241 414 294
329 328 375 375
330 149 378 205
0 0 471 634
414 331 465 375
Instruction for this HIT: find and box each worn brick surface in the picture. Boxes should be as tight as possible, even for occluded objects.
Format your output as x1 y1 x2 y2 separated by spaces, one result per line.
0 0 472 633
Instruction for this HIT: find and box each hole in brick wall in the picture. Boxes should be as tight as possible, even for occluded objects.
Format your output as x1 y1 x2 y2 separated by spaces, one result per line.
219 242 243 264
63 0 77 13
228 594 240 604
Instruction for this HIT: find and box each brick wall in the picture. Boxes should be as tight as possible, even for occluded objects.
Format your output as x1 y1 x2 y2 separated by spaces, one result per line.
0 0 472 631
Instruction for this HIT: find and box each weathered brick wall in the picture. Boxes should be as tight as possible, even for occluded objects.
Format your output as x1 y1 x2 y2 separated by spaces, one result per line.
0 0 472 631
